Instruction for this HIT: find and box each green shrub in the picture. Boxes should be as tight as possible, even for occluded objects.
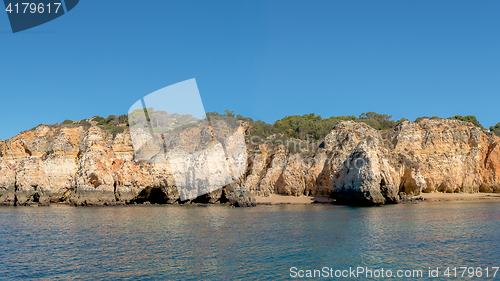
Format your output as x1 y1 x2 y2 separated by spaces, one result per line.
449 115 485 130
92 116 105 123
106 115 117 124
116 114 128 125
358 112 396 130
78 119 91 127
236 114 254 124
490 123 500 136
110 126 125 136
62 120 73 125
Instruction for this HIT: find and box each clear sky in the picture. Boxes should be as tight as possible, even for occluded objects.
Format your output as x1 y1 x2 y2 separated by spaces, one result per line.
1 0 500 140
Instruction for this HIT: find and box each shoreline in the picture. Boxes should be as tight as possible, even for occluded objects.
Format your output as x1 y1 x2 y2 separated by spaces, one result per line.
255 192 500 205
420 192 500 201
2 193 500 208
255 194 334 205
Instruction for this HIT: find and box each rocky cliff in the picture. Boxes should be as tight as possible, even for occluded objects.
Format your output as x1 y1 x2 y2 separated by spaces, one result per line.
1 118 499 206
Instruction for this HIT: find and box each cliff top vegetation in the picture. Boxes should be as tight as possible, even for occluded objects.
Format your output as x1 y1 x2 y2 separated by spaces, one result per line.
29 111 497 140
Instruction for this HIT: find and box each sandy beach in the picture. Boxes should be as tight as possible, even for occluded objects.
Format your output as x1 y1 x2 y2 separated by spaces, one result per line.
255 193 500 205
420 192 500 201
255 194 334 205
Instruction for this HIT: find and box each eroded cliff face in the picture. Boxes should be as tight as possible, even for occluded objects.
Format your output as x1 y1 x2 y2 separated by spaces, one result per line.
1 118 499 206
389 119 500 194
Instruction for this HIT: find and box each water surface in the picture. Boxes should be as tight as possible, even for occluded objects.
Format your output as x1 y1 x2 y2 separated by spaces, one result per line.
1 200 500 280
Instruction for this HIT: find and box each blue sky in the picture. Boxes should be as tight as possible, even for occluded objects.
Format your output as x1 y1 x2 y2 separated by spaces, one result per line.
1 0 500 140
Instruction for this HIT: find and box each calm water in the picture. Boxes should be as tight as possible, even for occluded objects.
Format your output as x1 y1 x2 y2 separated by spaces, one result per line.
1 200 500 280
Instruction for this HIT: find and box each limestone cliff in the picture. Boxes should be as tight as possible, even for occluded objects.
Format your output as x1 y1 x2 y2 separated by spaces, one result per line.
1 118 499 206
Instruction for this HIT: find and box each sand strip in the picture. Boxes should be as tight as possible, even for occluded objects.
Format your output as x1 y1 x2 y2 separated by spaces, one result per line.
421 192 500 201
255 193 500 204
255 194 334 205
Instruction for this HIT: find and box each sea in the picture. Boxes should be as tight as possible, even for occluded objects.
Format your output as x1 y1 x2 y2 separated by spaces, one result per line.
1 199 500 280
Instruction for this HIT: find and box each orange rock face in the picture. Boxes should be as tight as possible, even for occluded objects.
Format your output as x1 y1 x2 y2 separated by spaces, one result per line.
0 118 499 206
389 119 500 194
244 119 500 205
